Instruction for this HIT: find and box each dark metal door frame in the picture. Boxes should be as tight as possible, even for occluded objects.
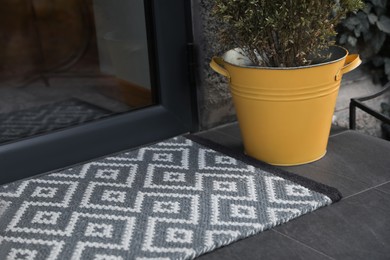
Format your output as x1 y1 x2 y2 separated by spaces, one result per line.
0 0 197 185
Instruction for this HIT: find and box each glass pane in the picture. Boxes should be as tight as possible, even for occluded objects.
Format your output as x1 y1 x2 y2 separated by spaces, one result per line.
0 0 154 144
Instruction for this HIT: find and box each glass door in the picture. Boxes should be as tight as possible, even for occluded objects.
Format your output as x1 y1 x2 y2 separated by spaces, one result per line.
0 0 196 184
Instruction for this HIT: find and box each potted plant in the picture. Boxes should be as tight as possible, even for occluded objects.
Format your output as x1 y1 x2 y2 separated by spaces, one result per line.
210 0 364 166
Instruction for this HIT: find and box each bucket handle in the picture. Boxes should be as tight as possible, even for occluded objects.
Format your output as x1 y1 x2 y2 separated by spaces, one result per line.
210 57 231 81
335 54 362 81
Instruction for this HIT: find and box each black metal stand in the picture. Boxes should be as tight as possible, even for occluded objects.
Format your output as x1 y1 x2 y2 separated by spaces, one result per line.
349 82 390 130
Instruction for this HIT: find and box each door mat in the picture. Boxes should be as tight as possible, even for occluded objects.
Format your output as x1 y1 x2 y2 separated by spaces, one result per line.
0 136 341 260
0 99 111 144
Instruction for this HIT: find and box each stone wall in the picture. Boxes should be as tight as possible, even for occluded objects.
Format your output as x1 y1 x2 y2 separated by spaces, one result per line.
191 0 236 130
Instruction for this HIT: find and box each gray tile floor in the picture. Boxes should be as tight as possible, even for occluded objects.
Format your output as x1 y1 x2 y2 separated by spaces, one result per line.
196 122 390 260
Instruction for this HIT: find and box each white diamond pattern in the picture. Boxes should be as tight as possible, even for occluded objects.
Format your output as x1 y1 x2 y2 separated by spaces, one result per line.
230 205 257 219
31 187 58 198
7 248 37 260
213 181 237 192
163 172 186 183
101 190 126 203
31 211 61 225
166 228 193 243
96 169 120 180
85 223 114 239
153 201 180 214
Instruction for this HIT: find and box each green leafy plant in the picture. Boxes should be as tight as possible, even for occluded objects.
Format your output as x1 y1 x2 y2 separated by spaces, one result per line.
212 0 364 67
338 0 390 83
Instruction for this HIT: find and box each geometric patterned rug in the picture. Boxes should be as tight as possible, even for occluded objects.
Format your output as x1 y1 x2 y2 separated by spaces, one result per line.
0 135 341 260
0 99 111 144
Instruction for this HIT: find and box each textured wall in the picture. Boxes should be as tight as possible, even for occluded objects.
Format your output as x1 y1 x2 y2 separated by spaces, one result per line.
191 0 236 130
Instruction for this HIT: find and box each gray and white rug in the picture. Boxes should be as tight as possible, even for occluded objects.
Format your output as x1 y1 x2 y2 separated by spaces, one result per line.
0 99 110 143
0 136 341 259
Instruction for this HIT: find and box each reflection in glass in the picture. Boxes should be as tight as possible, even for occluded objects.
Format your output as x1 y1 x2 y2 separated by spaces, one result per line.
0 0 154 144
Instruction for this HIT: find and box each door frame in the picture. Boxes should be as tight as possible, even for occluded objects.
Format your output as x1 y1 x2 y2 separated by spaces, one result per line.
0 0 197 185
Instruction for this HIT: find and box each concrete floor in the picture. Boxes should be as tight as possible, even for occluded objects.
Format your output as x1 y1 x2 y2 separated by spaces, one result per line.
196 122 390 260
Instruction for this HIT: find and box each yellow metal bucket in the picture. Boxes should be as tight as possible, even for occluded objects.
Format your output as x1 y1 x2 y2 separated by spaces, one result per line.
210 46 361 166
